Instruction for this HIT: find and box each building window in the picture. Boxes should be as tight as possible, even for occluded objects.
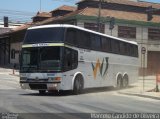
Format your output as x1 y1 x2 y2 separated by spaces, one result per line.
118 26 136 38
11 49 15 59
148 28 160 40
84 22 105 33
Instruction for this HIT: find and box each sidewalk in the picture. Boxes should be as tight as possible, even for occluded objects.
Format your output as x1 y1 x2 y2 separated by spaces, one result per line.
0 67 19 76
119 76 160 100
9 70 19 77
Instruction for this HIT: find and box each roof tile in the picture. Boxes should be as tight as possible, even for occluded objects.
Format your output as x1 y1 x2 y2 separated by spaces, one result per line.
33 12 52 18
77 0 160 9
79 8 160 23
50 5 77 13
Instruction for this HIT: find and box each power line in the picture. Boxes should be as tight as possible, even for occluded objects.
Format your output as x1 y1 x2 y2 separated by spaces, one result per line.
0 0 80 23
52 0 78 2
0 9 36 23
52 0 79 3
0 9 35 16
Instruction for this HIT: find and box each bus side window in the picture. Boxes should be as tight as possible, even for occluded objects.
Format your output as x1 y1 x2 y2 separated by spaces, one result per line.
135 46 138 57
66 28 77 46
64 48 72 71
72 50 78 69
119 42 124 55
111 39 119 54
90 34 101 51
127 44 131 56
124 43 128 56
64 48 78 71
132 45 138 57
130 45 134 57
77 30 91 49
102 37 111 53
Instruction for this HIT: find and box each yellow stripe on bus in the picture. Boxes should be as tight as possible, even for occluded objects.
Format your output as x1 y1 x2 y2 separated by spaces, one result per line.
48 43 65 47
22 43 65 48
22 44 33 48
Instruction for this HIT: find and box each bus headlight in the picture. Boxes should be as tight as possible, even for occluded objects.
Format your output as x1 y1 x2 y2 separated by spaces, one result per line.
48 77 61 81
54 77 61 81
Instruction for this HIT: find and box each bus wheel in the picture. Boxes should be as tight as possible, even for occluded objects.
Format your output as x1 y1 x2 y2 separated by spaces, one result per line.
73 75 84 95
123 75 129 88
116 75 122 90
39 90 46 95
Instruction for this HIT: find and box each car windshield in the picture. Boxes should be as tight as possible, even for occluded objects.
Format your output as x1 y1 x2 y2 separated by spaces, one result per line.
20 47 62 73
24 27 65 44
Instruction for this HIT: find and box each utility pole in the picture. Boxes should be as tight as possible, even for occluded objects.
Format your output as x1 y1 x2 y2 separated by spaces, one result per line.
109 17 115 36
97 0 102 32
40 0 42 12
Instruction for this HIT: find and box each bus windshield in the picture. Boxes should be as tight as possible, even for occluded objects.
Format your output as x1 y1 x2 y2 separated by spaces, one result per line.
20 47 62 73
24 27 65 44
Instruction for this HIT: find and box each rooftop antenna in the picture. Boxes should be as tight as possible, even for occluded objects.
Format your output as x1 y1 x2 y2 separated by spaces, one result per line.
40 0 42 12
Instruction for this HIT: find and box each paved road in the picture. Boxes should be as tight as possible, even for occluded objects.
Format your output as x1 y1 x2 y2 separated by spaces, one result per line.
0 74 160 119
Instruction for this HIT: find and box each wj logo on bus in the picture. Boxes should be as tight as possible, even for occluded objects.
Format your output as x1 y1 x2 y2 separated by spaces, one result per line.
91 57 109 80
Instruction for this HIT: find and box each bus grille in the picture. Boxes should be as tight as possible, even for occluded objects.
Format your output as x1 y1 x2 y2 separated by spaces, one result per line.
29 84 47 90
27 79 48 82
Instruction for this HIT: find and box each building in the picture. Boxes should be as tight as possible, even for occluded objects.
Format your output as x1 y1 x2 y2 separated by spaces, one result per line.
0 0 160 75
0 21 23 66
32 12 52 22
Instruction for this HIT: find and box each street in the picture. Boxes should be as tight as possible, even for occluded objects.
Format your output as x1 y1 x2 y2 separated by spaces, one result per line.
0 73 160 119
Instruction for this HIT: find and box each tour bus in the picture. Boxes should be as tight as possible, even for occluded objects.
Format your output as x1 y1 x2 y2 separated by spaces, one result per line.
19 24 139 94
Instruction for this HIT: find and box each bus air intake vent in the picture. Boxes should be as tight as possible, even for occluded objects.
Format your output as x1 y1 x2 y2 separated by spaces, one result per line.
29 84 47 90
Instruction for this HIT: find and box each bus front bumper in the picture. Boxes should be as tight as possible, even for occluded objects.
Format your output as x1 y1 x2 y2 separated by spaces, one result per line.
20 81 61 91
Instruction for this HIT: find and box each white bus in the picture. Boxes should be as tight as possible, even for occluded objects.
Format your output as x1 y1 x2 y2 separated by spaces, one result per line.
20 24 139 94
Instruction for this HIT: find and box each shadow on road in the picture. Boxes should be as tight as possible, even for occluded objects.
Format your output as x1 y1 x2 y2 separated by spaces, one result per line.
19 85 136 97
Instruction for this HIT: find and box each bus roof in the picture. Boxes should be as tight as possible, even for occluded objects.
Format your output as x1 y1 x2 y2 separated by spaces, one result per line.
28 24 138 45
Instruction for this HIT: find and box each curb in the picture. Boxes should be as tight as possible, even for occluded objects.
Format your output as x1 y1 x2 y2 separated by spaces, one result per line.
9 74 20 77
118 92 160 100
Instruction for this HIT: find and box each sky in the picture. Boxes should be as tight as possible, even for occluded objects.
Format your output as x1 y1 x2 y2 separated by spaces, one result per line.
0 0 79 13
0 0 159 23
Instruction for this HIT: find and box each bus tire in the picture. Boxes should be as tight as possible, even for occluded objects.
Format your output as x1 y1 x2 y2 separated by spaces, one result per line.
39 90 46 95
73 75 84 95
116 75 122 90
123 75 129 88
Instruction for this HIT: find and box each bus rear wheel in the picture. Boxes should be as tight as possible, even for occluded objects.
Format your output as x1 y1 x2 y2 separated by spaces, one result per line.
122 75 129 88
116 75 122 90
73 75 84 95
